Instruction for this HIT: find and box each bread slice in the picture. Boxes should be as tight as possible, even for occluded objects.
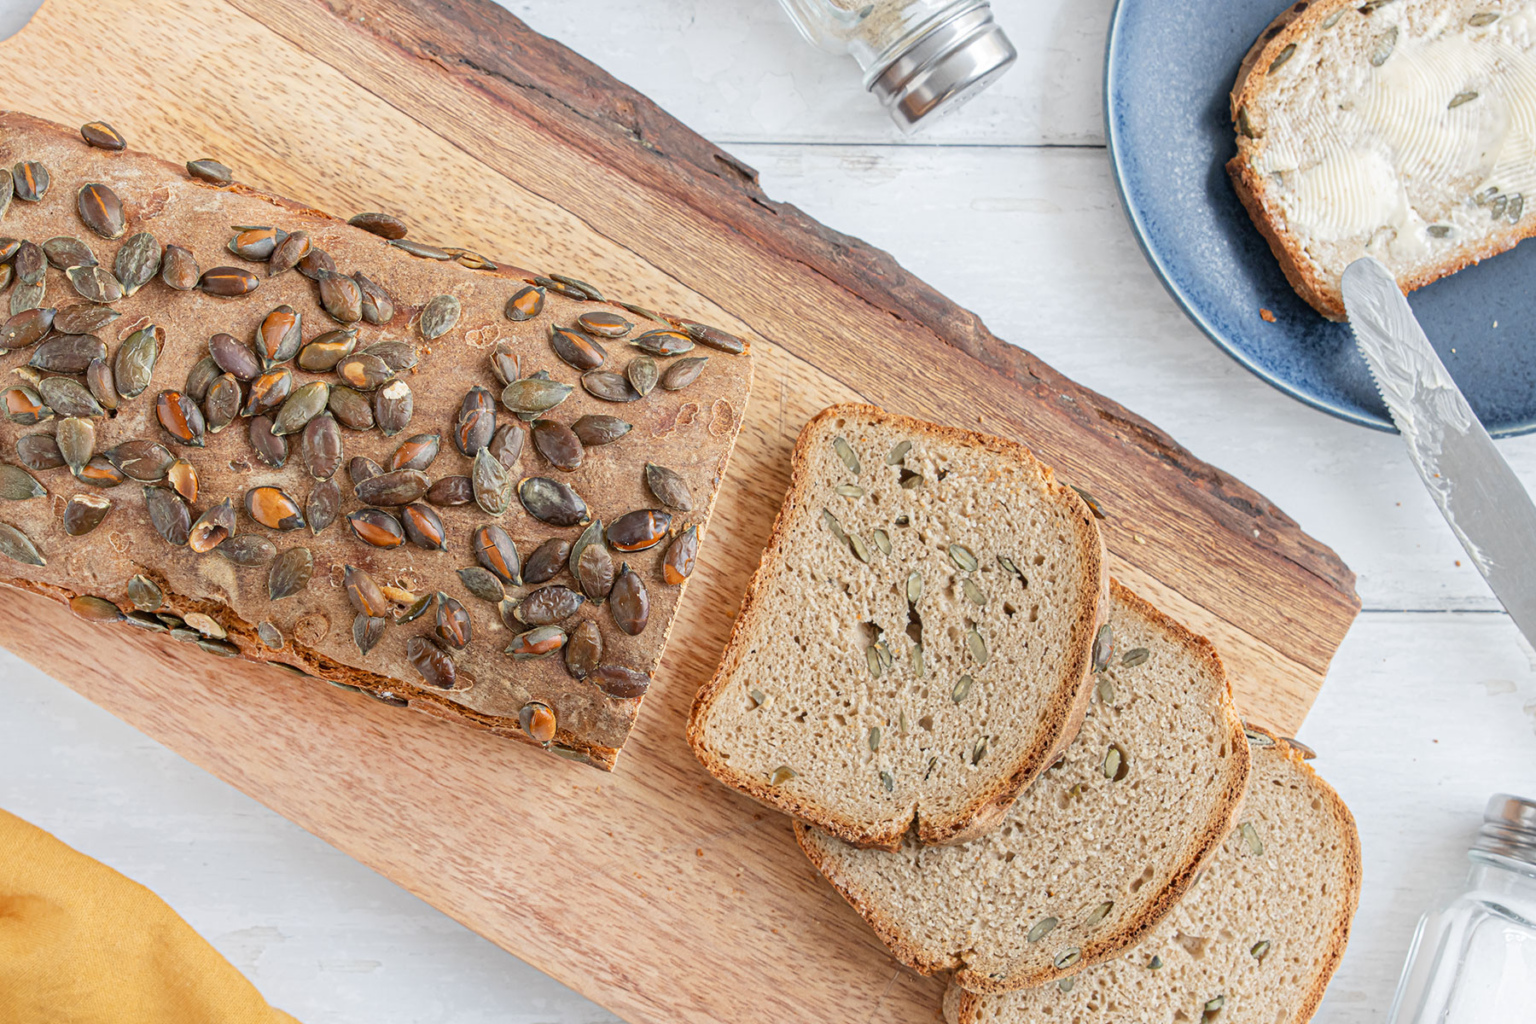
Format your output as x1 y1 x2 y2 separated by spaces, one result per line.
945 731 1360 1023
1228 0 1536 320
688 404 1106 850
796 582 1251 990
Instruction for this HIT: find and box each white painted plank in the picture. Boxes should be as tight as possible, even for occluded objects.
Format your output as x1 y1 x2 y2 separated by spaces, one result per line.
506 0 1109 146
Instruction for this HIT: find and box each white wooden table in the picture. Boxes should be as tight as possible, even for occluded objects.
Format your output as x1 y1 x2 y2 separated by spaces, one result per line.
3 1 1535 1020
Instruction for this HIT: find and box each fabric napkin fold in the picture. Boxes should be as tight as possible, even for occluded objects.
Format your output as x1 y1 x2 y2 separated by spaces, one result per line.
0 806 299 1024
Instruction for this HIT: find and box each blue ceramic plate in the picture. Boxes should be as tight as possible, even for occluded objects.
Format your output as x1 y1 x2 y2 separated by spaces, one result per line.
1104 0 1536 436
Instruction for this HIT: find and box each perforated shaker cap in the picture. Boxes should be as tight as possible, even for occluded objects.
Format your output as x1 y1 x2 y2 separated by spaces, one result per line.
1475 793 1536 867
869 4 1016 133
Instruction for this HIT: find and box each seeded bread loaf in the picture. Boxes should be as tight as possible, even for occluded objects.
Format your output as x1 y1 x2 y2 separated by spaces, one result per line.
688 404 1107 850
1229 0 1536 320
796 582 1251 991
0 110 753 770
944 731 1360 1023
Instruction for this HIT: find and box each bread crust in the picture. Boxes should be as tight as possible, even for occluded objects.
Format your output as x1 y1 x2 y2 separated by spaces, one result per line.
1226 0 1536 320
0 110 754 770
944 728 1362 1022
794 580 1250 990
687 403 1107 850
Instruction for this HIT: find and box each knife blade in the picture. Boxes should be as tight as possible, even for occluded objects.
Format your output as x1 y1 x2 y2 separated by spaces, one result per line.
1342 256 1536 646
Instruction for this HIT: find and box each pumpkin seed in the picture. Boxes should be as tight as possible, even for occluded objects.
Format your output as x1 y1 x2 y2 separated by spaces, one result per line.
472 448 511 515
348 211 407 239
608 508 671 550
166 458 197 502
76 456 124 488
1053 948 1080 970
630 329 693 357
317 270 363 323
76 182 126 239
865 646 883 678
1097 673 1115 704
1027 917 1058 943
401 503 447 550
0 520 44 564
419 294 460 340
296 247 334 280
245 485 306 531
105 439 172 482
972 735 988 765
506 624 567 660
160 244 199 290
948 544 978 572
249 414 288 468
10 280 45 315
546 272 602 299
126 574 163 611
300 413 342 480
43 235 96 270
202 374 241 433
962 578 986 605
348 507 404 548
578 311 632 338
354 468 430 507
15 433 63 471
144 485 191 545
1121 647 1150 667
1148 955 1163 970
512 585 585 627
197 266 258 297
187 498 236 553
114 232 160 295
327 384 375 430
31 333 107 374
678 321 747 354
571 414 631 446
352 273 394 324
769 766 797 786
80 120 126 149
952 675 973 703
1371 26 1398 65
268 546 314 600
2 385 50 425
426 475 473 507
434 594 472 648
350 613 386 655
268 230 311 276
219 534 277 567
505 285 545 321
55 417 94 476
1085 901 1113 927
592 663 650 699
457 566 506 603
967 627 988 664
454 387 497 457
627 354 659 396
822 508 847 542
406 636 457 688
60 493 110 536
1449 89 1479 109
659 355 708 390
472 524 521 585
1241 822 1263 855
662 525 698 585
390 239 452 260
886 440 912 465
228 226 283 261
186 158 233 185
532 418 583 471
155 390 205 446
1204 996 1225 1014
519 475 589 526
833 436 860 474
835 484 864 498
1091 623 1114 672
1469 11 1501 26
502 377 574 415
609 563 650 635
0 307 55 349
388 433 441 473
849 533 871 562
520 701 558 742
644 462 693 510
550 324 607 370
307 479 342 536
373 380 414 437
580 370 642 403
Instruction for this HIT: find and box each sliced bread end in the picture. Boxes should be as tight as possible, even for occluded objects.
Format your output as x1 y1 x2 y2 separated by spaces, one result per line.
688 403 1107 850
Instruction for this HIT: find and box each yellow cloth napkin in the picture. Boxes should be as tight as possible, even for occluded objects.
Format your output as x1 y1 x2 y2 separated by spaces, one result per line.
0 806 300 1024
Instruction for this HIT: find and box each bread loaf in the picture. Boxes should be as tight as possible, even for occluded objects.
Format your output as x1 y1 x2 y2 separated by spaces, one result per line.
0 110 753 769
944 731 1360 1024
688 404 1106 849
1229 0 1536 319
797 582 1251 990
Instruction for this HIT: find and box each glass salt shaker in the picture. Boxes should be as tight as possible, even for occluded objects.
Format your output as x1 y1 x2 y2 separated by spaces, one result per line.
1386 794 1536 1023
775 0 1016 132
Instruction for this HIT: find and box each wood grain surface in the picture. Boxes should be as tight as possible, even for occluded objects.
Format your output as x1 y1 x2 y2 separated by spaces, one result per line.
0 0 1358 1021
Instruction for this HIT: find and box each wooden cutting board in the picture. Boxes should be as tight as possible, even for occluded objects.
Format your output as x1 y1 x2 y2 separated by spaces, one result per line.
0 1 1359 1021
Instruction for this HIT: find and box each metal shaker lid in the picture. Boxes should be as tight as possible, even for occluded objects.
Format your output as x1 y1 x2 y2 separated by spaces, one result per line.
1475 793 1536 867
869 4 1016 133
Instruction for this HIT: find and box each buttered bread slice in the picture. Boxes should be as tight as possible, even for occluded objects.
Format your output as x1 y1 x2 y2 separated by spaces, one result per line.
945 732 1360 1023
1229 0 1536 319
688 405 1106 850
796 583 1251 991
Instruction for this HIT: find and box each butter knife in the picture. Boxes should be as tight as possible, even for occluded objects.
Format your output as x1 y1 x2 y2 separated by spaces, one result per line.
1341 256 1536 645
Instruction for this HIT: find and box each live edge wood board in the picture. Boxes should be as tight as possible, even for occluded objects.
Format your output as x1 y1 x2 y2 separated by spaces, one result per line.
0 1 1359 1022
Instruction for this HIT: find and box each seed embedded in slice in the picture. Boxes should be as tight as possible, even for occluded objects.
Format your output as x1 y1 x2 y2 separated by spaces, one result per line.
348 507 405 548
186 158 233 185
833 436 861 475
77 182 126 238
268 546 314 600
245 485 306 531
